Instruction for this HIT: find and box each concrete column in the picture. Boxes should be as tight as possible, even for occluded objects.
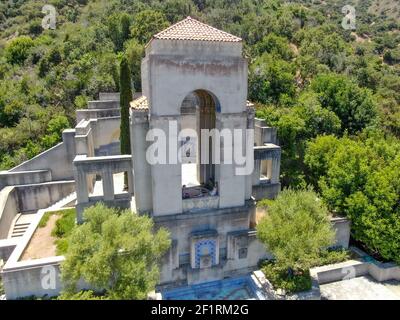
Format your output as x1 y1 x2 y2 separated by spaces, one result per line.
253 159 261 185
271 153 281 184
102 169 114 201
130 109 153 214
218 114 246 209
245 108 255 199
76 169 89 203
150 116 182 216
128 168 134 194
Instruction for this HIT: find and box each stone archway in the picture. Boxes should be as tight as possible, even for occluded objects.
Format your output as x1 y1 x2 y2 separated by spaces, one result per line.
180 90 220 189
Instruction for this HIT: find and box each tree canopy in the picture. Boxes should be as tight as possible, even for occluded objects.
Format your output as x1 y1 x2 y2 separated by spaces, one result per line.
60 203 171 300
257 188 335 271
305 132 400 264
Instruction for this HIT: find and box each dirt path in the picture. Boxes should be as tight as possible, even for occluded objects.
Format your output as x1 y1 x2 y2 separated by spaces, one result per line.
21 214 59 261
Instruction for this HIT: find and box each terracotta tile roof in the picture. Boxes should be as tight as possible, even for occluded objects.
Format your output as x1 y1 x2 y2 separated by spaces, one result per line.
130 96 148 110
153 16 242 43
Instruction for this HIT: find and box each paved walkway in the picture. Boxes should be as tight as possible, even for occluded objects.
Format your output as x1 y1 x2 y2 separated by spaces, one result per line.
320 276 400 300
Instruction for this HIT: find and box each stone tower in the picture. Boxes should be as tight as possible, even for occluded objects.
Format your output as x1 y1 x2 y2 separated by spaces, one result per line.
129 17 281 286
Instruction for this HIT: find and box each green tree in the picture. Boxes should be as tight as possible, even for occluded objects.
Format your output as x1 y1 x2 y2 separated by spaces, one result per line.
107 13 132 52
120 56 132 157
310 73 377 134
249 53 296 105
130 10 169 44
5 36 35 65
255 33 294 61
60 203 171 300
305 133 400 263
163 0 193 23
257 188 335 271
124 39 144 92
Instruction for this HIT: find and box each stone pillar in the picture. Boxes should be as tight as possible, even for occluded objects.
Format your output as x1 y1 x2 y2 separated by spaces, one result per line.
150 116 182 216
130 109 153 214
75 167 89 224
271 152 281 184
245 107 255 200
102 169 114 201
218 114 246 209
76 169 89 203
128 168 134 194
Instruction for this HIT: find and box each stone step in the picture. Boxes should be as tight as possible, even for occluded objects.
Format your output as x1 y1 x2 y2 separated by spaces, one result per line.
12 230 26 235
11 234 23 238
13 225 29 231
11 231 26 237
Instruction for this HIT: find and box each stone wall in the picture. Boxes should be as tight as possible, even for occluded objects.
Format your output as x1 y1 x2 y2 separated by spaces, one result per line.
155 202 269 287
312 247 400 285
0 239 18 261
0 187 19 239
15 181 75 213
2 257 64 299
0 170 52 190
9 130 76 181
331 217 351 249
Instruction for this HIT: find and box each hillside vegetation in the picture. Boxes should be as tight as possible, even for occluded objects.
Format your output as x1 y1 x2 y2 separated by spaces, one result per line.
0 0 399 263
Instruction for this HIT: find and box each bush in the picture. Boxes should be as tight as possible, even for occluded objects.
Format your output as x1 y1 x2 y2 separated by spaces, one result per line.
52 209 76 239
257 188 335 271
58 290 105 300
5 36 35 65
317 249 351 266
60 203 171 299
261 261 312 294
0 274 4 296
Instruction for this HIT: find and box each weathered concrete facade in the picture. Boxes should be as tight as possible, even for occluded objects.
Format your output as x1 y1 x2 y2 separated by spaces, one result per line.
0 18 354 299
130 17 281 287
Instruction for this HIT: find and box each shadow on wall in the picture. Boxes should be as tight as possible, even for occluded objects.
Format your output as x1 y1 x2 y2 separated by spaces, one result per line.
0 182 75 241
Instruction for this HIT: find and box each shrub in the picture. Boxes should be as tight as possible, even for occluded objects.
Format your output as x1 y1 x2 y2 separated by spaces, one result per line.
5 36 35 65
261 261 312 294
257 188 335 271
52 209 76 239
60 203 171 299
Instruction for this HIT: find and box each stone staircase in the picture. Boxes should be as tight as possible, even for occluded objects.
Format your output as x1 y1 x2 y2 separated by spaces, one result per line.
8 212 36 239
7 191 77 239
46 191 76 211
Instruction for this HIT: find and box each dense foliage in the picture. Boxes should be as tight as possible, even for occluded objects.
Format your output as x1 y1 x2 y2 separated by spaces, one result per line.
257 188 335 271
305 132 400 263
120 56 132 157
0 0 399 264
60 203 171 300
260 248 350 293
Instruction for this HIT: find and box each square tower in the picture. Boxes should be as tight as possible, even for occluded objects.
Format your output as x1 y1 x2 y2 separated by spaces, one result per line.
130 17 279 286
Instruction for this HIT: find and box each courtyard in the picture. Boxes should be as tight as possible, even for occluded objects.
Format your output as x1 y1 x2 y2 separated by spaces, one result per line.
320 276 400 300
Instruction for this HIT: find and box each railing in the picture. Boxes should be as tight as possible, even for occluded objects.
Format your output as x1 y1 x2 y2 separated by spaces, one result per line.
182 195 219 212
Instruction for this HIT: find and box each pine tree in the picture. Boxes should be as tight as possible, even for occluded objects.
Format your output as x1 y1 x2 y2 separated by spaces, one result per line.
119 56 133 188
120 55 132 156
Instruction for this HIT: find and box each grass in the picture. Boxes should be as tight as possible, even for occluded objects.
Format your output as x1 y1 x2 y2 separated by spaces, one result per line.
38 211 53 228
261 248 352 294
38 209 76 256
0 277 4 296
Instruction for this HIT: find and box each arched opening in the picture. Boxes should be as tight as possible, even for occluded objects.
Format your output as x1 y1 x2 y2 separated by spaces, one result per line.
180 90 220 199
